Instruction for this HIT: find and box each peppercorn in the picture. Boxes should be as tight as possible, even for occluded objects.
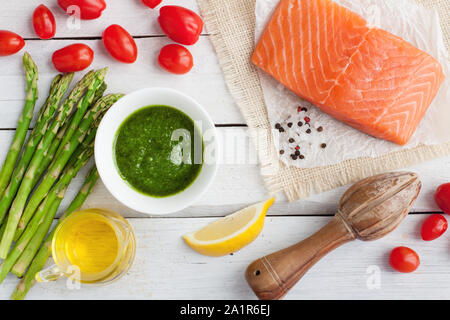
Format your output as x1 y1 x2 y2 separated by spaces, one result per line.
317 126 323 132
298 121 303 127
306 129 311 134
288 138 295 143
287 122 293 128
321 143 327 148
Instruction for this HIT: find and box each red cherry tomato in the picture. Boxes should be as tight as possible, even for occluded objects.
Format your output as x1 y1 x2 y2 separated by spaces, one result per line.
158 44 193 74
52 43 94 72
142 0 162 9
158 6 203 45
58 0 106 20
0 30 25 57
421 214 448 241
389 246 420 273
435 183 450 215
102 25 137 64
33 5 56 40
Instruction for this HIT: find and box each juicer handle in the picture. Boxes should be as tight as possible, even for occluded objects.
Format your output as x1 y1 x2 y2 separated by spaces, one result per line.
36 264 66 282
245 215 355 300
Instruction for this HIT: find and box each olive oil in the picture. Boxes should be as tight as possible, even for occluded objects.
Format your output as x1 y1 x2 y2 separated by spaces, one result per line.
47 209 136 284
56 212 119 275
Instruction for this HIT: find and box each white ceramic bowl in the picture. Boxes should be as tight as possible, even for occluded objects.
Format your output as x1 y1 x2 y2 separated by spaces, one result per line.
95 87 219 215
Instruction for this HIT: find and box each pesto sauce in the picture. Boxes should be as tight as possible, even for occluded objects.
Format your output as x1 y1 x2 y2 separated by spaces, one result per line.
114 105 203 197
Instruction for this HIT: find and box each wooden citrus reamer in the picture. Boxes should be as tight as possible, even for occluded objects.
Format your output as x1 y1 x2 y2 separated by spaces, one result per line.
246 172 421 300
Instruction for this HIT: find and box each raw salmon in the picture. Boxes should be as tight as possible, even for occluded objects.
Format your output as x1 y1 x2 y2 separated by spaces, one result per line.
252 0 445 145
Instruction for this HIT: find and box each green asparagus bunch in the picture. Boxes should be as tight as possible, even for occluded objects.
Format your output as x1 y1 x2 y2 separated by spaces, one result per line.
0 52 124 300
0 70 110 258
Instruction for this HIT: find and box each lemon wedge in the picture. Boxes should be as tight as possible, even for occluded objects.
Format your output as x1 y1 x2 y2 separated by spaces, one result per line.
183 198 275 256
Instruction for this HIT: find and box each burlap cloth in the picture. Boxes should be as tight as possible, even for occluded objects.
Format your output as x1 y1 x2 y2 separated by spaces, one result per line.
197 0 450 201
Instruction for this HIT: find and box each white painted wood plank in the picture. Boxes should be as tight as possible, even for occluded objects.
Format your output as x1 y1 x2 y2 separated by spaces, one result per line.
0 215 447 300
0 129 448 218
79 153 450 217
0 37 243 126
0 0 448 302
0 0 200 38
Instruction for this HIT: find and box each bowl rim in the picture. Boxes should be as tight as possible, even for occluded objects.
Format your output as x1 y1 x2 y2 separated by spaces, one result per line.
95 87 219 215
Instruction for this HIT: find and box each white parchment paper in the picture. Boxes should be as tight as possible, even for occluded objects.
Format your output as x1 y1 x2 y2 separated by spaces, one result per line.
255 0 450 168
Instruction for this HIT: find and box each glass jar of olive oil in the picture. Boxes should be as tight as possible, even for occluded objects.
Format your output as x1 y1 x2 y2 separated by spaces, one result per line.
37 208 135 285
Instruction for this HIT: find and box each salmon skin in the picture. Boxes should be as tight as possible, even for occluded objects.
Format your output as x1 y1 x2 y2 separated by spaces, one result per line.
252 0 445 145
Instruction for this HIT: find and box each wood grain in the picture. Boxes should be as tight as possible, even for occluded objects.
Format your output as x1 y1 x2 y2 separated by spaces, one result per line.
0 215 447 300
0 130 446 218
0 0 450 300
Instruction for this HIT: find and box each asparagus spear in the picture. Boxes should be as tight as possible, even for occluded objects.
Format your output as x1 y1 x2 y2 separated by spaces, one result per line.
0 196 53 282
34 74 61 122
10 166 98 300
14 93 122 241
31 118 69 188
66 166 99 216
0 73 73 225
0 145 94 283
0 71 107 258
55 69 108 159
0 53 38 196
0 218 6 240
0 72 60 229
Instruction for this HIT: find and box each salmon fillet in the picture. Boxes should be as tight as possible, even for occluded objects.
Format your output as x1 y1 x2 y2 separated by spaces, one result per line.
252 0 445 145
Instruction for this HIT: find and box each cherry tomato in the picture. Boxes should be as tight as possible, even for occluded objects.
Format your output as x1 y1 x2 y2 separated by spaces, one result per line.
158 6 203 45
58 0 106 20
102 25 137 64
421 214 448 241
158 44 193 74
52 43 94 72
389 246 420 273
0 30 25 57
32 5 56 40
142 0 162 9
435 183 450 215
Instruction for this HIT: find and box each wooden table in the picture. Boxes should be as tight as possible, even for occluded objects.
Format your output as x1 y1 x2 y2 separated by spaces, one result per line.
1 0 450 300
